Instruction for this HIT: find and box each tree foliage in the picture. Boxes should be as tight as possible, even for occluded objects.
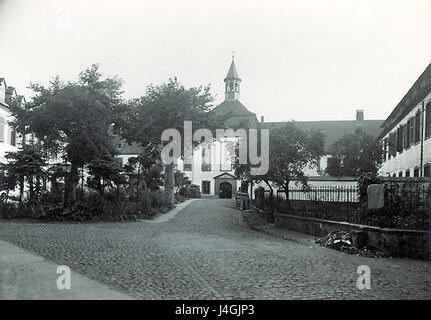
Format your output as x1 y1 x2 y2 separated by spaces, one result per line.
10 64 123 206
325 128 382 177
233 123 325 201
125 143 164 193
118 77 216 206
1 146 46 203
174 170 191 193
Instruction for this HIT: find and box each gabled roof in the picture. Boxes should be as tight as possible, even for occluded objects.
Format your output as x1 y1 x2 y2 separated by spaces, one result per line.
264 119 384 153
5 86 17 104
5 86 16 94
213 172 237 179
225 60 240 80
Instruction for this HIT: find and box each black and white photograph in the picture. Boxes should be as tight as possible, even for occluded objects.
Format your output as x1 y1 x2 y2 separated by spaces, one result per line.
0 0 430 310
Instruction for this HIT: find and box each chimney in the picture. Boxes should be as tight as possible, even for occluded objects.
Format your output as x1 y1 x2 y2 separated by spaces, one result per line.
261 116 264 123
356 109 364 121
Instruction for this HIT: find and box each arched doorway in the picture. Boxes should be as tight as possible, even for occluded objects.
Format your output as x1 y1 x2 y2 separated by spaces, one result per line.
219 182 232 198
214 173 237 198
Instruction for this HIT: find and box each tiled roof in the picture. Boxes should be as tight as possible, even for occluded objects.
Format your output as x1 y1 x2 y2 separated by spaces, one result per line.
225 60 240 80
5 86 15 93
212 99 253 117
379 61 431 139
264 119 384 153
211 99 258 128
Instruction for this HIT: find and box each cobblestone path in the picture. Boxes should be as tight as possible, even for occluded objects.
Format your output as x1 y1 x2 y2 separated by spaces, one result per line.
0 199 430 299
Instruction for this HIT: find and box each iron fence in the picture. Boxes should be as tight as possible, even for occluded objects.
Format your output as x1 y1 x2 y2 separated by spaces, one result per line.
264 182 431 230
277 186 359 203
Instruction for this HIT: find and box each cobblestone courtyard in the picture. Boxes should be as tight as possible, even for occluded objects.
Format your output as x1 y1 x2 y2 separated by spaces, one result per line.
0 198 430 299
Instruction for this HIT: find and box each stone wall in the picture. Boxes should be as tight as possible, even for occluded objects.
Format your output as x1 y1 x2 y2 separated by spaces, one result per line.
275 213 431 260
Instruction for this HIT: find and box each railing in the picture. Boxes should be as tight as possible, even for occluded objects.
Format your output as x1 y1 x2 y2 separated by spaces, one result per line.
259 182 431 230
276 186 359 203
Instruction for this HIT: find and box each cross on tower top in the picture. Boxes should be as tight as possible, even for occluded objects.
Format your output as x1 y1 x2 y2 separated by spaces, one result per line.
231 50 235 60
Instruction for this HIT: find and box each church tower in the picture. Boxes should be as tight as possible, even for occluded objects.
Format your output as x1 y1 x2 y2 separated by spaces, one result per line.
224 56 241 101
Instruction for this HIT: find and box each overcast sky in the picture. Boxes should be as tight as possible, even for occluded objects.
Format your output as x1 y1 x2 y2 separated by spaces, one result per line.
0 0 430 122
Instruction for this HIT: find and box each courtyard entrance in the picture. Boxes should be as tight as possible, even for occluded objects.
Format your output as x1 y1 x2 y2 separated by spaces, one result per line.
219 182 232 198
214 172 237 199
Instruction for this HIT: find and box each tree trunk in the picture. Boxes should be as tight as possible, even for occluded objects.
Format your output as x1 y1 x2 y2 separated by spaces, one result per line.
283 182 292 210
19 176 24 204
51 176 58 201
136 163 141 201
263 179 274 211
95 175 103 196
80 165 84 200
64 162 79 207
29 176 34 204
263 179 274 196
36 175 41 201
164 163 175 208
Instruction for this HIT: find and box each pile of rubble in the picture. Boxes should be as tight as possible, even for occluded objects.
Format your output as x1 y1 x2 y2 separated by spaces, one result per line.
315 230 386 258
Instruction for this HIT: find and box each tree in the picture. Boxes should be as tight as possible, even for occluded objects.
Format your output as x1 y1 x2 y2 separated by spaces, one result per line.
174 170 191 194
124 144 164 198
118 77 216 207
1 146 46 204
87 154 125 196
234 123 325 204
325 128 382 177
10 64 123 207
267 125 325 202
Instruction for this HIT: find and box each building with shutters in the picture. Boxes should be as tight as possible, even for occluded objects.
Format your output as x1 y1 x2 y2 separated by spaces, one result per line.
170 56 387 197
0 78 22 164
378 62 431 178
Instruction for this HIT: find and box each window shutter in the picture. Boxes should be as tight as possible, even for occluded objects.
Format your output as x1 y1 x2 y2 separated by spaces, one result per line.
415 112 421 143
426 103 431 138
0 117 5 142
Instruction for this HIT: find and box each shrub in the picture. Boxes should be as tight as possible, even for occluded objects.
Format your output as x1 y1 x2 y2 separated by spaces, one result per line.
357 172 382 203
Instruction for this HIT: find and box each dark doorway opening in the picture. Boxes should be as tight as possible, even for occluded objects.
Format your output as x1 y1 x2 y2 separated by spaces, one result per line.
219 182 232 199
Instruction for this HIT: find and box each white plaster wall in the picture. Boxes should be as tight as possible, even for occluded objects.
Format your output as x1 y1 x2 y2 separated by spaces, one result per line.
379 92 431 176
177 138 239 195
0 106 19 164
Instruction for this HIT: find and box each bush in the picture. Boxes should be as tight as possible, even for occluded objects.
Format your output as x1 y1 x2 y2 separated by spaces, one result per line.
0 185 176 221
175 193 187 204
357 172 382 203
178 184 201 198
